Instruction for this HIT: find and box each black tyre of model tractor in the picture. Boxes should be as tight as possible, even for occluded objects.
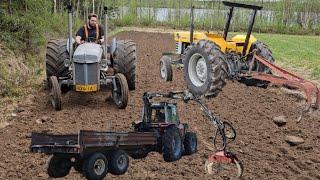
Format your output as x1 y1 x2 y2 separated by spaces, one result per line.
162 127 183 162
47 155 72 178
46 39 69 88
108 150 129 175
112 73 129 109
130 147 149 159
49 76 62 111
183 40 228 98
183 132 197 155
113 40 137 90
73 157 83 173
82 153 108 180
159 55 173 81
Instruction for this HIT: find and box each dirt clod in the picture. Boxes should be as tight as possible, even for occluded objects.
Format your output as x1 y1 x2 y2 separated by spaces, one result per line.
285 135 305 146
273 115 287 126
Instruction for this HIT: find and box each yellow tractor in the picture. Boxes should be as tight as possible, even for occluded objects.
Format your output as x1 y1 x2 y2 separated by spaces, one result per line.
160 1 274 98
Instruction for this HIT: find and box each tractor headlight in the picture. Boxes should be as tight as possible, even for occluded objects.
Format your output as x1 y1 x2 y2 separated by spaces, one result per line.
64 59 71 67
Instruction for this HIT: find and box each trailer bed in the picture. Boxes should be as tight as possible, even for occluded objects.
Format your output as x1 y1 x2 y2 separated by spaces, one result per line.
30 130 157 154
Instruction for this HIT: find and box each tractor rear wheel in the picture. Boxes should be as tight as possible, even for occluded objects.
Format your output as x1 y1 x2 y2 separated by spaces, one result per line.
162 127 182 162
112 73 129 109
246 41 275 73
113 40 137 90
46 39 69 85
183 40 228 98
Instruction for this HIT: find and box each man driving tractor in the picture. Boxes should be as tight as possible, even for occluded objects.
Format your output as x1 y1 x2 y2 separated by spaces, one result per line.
75 13 104 44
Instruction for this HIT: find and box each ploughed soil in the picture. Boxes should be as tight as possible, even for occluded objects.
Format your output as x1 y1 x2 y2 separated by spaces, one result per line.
0 31 319 180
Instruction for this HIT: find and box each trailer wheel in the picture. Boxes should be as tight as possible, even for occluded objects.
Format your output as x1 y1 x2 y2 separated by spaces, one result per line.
49 76 62 111
47 155 72 178
183 40 228 98
73 158 83 173
82 153 108 180
162 127 183 162
184 132 197 155
112 73 129 109
159 55 173 81
108 150 129 175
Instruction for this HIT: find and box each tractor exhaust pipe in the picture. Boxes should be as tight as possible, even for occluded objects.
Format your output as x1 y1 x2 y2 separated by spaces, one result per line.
189 5 194 44
104 7 108 61
67 5 73 62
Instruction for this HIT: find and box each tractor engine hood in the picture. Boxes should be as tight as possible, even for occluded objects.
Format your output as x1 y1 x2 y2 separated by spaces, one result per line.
73 43 103 63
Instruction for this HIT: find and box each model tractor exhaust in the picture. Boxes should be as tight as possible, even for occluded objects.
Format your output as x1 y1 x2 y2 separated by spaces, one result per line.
159 1 320 114
45 6 136 110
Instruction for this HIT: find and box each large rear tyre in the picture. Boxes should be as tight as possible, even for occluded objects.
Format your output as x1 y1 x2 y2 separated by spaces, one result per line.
108 150 129 175
82 153 108 180
49 76 62 111
113 40 137 90
246 41 274 73
47 155 72 178
45 39 69 83
162 127 183 162
183 40 228 98
183 132 197 155
159 55 173 81
112 73 129 109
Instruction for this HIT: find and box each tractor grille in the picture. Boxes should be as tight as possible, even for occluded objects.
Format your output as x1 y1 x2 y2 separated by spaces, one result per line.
74 62 99 85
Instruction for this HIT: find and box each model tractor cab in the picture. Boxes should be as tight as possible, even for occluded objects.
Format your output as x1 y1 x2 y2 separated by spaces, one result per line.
132 92 197 162
134 92 188 135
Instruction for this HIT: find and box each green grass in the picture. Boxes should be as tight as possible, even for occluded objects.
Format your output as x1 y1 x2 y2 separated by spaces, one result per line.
255 33 320 79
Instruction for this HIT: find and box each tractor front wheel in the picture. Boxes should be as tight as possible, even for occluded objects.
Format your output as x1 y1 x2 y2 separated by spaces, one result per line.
112 73 129 109
183 132 197 155
162 127 183 162
49 76 62 111
159 55 173 81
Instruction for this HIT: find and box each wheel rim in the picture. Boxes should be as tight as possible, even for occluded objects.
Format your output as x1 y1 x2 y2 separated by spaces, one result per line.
188 53 207 87
117 155 127 170
160 61 167 79
93 159 105 176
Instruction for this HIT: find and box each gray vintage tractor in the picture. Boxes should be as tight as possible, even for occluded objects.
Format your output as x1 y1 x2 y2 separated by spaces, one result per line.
45 6 136 111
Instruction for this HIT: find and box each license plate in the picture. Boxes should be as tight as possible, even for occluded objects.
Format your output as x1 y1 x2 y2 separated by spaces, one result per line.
75 85 98 92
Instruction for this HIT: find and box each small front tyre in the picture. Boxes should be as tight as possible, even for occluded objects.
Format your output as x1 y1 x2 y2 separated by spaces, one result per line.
49 76 62 111
159 55 173 81
112 73 129 109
